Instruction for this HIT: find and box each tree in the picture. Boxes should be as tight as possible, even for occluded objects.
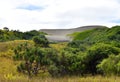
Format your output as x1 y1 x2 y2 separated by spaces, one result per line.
84 43 120 75
13 43 46 77
3 27 9 31
33 35 49 47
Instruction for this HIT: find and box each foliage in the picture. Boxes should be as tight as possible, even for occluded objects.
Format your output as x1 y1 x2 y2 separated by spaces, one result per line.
71 26 120 43
97 54 120 75
13 43 41 76
33 35 49 47
1 25 120 78
71 29 96 40
23 30 47 40
0 28 46 42
47 26 120 76
84 43 120 75
65 26 120 76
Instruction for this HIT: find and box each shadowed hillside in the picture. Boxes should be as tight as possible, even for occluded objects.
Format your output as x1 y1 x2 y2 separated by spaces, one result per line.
40 25 107 42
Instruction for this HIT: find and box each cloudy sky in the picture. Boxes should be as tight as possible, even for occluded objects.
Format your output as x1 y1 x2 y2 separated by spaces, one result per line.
0 0 120 31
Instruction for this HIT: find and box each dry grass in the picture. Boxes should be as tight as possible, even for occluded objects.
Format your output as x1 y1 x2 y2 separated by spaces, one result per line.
0 57 17 79
0 40 33 52
50 42 68 51
0 75 120 82
0 40 33 81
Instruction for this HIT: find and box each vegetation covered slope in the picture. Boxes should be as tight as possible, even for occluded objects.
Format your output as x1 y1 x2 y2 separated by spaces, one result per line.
71 26 120 42
67 26 120 75
0 26 120 82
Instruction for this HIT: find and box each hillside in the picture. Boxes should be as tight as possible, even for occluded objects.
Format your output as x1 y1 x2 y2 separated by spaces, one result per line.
40 25 106 35
71 26 120 42
40 25 106 42
0 25 120 82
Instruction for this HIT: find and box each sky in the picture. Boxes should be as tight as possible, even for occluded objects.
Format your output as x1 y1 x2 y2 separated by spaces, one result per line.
0 0 120 31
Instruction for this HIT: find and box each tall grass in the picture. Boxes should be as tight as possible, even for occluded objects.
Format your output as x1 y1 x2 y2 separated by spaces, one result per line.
50 42 67 51
0 40 33 52
0 40 34 81
0 76 120 82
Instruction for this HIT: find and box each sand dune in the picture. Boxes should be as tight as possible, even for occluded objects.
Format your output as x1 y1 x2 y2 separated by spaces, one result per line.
40 25 106 42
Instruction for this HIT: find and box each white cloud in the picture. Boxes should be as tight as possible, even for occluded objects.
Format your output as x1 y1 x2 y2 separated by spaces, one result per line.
0 0 120 31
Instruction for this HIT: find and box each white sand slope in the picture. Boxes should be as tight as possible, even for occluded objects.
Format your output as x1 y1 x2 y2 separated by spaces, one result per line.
40 25 106 42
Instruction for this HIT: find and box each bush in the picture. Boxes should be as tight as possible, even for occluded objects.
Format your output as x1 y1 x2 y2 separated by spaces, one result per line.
33 35 49 47
13 43 46 76
84 43 120 75
97 54 120 75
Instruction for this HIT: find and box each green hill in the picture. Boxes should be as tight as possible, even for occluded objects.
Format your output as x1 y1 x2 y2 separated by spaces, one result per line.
71 26 120 43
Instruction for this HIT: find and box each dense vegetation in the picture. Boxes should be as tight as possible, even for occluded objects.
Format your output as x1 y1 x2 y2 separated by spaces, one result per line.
67 26 120 75
12 25 120 77
0 26 120 81
0 27 46 42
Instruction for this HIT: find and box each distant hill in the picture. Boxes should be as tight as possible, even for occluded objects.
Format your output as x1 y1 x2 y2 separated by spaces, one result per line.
40 25 107 42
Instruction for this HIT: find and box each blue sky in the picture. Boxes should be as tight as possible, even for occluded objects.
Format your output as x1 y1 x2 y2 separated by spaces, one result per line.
0 0 120 31
17 5 44 11
111 19 120 23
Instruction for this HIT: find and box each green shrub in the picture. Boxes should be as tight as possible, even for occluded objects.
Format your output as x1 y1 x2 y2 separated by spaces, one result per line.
33 35 49 47
97 54 120 75
84 43 120 75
